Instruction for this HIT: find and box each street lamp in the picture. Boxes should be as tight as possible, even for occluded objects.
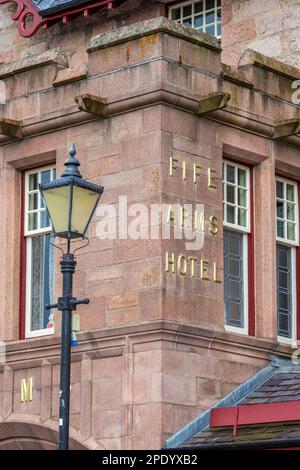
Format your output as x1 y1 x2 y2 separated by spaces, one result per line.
39 144 104 450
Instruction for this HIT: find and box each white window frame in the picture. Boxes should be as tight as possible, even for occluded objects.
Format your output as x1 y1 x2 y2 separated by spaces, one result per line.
276 176 299 247
25 165 56 339
223 160 250 335
276 177 299 346
169 0 222 39
223 160 251 233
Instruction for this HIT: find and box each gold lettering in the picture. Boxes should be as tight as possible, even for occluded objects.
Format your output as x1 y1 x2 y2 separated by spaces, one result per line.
188 257 197 277
209 215 218 236
21 378 33 403
180 208 190 229
208 168 217 189
182 161 187 181
213 262 221 284
167 205 176 225
200 259 210 281
193 163 201 184
178 255 187 276
165 252 175 273
169 157 178 177
194 211 205 233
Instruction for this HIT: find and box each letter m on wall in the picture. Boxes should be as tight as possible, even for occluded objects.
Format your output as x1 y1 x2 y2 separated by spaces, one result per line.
21 378 33 403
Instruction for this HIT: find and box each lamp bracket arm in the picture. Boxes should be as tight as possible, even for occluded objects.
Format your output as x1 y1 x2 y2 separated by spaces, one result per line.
45 297 89 312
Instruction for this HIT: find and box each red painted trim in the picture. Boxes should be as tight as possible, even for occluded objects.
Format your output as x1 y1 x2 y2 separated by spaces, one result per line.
296 181 300 341
211 401 300 428
0 0 125 37
19 172 26 340
248 168 255 336
0 0 44 37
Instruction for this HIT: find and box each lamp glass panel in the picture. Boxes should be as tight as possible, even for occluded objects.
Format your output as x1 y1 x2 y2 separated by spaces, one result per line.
71 186 99 236
42 185 71 234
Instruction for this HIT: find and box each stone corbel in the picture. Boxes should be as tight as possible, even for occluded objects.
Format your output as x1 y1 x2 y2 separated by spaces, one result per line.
196 92 231 116
0 118 23 139
75 94 107 116
272 119 300 140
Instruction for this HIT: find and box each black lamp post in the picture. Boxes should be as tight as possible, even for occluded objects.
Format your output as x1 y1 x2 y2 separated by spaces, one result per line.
39 145 104 450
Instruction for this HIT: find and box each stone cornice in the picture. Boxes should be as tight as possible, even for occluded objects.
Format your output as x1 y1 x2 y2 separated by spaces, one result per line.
88 16 221 53
0 48 68 80
1 82 300 149
1 321 294 370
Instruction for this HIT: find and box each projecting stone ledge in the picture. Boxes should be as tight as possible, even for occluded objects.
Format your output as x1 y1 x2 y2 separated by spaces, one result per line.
220 64 253 88
196 92 231 116
88 16 221 53
0 118 23 139
0 48 69 80
75 94 107 116
273 119 300 140
238 49 300 81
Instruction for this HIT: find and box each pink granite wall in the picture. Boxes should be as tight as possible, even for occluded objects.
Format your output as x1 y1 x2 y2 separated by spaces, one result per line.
223 0 300 68
0 1 299 450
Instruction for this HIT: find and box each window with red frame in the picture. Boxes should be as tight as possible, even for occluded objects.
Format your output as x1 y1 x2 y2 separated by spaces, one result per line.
276 177 299 344
222 161 253 335
23 166 56 339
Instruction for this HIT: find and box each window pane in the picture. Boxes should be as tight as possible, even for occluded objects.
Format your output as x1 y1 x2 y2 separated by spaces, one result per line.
29 173 38 191
41 170 51 185
276 200 284 219
226 205 235 224
238 208 247 227
195 1 204 13
238 168 246 187
183 18 192 27
28 212 38 231
277 219 284 239
183 5 192 16
226 185 235 204
238 188 247 207
40 210 50 229
217 22 221 37
287 222 296 241
276 181 284 199
276 244 292 338
172 8 180 20
206 0 215 9
224 230 245 328
286 184 295 202
226 165 235 183
28 193 38 211
30 234 55 332
194 15 203 28
287 203 295 221
205 11 215 25
205 24 215 36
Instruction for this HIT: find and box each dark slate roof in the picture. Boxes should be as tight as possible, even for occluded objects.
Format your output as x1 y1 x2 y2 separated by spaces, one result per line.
180 421 300 450
31 0 94 16
165 357 300 450
239 372 300 405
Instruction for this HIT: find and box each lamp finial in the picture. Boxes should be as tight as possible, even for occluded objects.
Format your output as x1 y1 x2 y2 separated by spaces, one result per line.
61 144 82 178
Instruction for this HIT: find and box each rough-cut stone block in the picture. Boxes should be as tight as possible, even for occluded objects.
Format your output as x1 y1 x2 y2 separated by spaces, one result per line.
88 17 220 53
0 48 68 79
